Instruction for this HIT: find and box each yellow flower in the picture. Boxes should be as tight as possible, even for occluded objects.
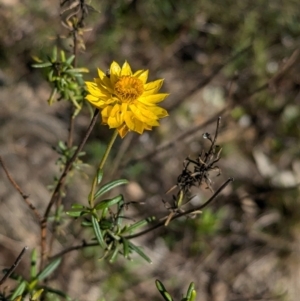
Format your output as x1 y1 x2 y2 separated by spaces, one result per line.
85 61 169 138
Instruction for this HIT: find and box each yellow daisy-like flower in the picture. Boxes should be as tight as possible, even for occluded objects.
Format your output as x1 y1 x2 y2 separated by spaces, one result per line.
85 61 169 138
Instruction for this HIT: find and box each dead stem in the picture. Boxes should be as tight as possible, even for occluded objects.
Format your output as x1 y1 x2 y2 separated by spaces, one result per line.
41 109 99 266
0 246 28 286
49 178 233 259
0 157 42 223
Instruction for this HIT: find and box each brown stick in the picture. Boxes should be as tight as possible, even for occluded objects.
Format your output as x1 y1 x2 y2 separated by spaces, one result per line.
49 178 233 260
0 246 28 286
0 157 42 223
41 109 99 264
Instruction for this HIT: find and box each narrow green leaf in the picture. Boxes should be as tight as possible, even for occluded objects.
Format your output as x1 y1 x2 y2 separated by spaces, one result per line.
91 215 106 248
31 62 52 68
187 290 196 301
163 292 173 301
39 286 71 300
65 55 75 65
10 280 27 300
94 195 123 211
81 220 92 227
31 55 43 63
65 67 89 73
60 50 66 62
31 289 44 300
122 238 129 258
51 47 57 62
96 169 104 184
58 140 66 151
128 241 152 263
125 216 155 233
30 249 37 278
155 280 174 301
109 244 120 263
156 279 166 293
66 209 88 217
186 282 195 300
48 88 57 105
94 179 129 199
37 258 61 281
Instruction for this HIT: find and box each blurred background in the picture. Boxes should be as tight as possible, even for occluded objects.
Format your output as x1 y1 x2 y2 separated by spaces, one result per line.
1 0 300 300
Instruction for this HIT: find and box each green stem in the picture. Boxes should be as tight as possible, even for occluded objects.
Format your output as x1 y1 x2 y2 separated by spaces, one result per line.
89 129 119 207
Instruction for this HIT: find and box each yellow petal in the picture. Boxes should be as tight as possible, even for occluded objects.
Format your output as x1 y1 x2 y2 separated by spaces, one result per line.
110 104 121 116
138 93 169 105
121 61 132 76
143 79 164 96
148 106 169 118
124 112 135 131
145 119 160 126
85 95 106 107
97 68 106 80
118 124 129 138
107 104 123 127
97 76 113 93
108 115 123 128
134 119 145 134
101 105 113 118
101 116 108 124
86 82 108 98
110 61 121 86
134 70 148 84
130 104 157 122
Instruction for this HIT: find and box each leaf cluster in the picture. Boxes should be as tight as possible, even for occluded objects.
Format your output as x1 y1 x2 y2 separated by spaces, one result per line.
67 171 155 263
32 47 88 116
156 280 196 301
2 250 67 301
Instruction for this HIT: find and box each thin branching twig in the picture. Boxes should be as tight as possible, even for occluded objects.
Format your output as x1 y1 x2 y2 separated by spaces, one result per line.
49 177 233 260
0 157 42 223
41 109 99 265
0 246 28 286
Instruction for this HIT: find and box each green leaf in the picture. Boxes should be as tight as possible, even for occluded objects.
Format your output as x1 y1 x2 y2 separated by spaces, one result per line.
109 244 120 263
31 55 43 63
186 282 195 300
125 216 155 233
58 140 66 151
94 179 129 199
31 62 52 68
10 280 27 300
66 209 89 217
30 249 37 279
94 195 123 211
128 241 152 263
48 88 57 105
60 50 66 62
65 55 75 65
155 280 174 301
65 67 89 73
37 258 61 281
51 47 57 62
31 289 44 300
81 220 92 227
122 238 129 258
91 215 107 249
187 290 196 301
40 286 71 300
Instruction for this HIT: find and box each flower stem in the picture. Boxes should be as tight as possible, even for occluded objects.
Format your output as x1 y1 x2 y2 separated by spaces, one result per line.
89 129 119 207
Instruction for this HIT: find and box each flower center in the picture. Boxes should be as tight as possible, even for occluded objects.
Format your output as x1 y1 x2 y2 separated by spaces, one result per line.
114 76 144 103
